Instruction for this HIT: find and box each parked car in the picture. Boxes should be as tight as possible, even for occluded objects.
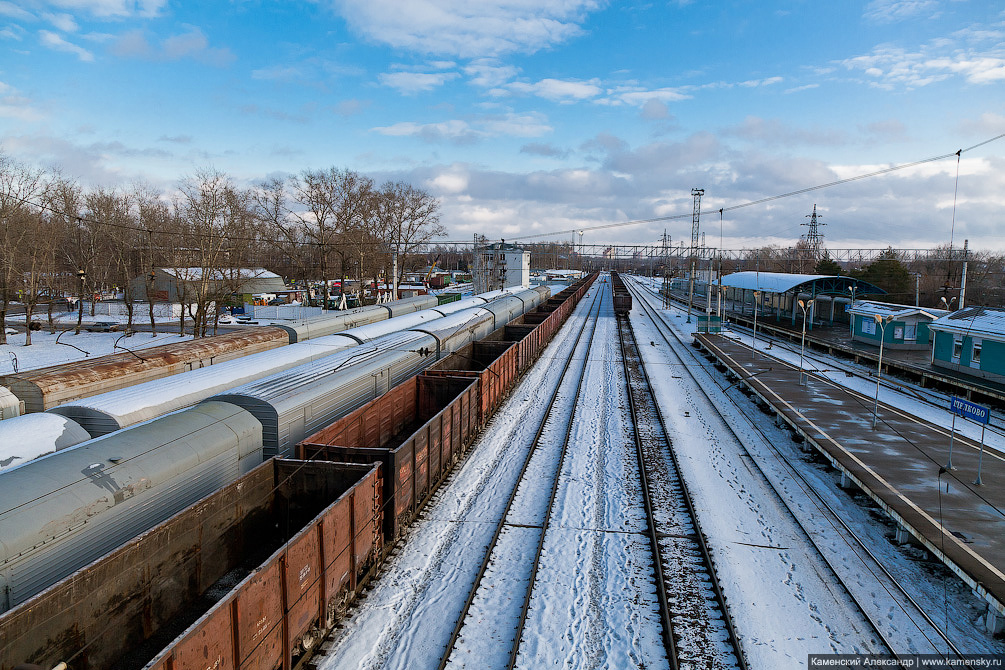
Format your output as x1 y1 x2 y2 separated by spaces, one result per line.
217 315 233 324
85 321 119 332
4 327 16 335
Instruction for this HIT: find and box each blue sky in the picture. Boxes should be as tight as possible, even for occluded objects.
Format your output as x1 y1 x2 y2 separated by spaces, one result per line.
1 0 1003 251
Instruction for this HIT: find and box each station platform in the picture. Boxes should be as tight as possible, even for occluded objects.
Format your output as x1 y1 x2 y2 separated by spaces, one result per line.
694 332 1005 628
669 285 1005 408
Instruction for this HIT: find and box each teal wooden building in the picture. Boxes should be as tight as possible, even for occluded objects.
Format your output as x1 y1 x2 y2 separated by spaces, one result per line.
847 301 946 351
930 307 1005 384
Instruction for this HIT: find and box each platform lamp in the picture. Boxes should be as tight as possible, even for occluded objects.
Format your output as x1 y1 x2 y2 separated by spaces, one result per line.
752 290 760 358
871 314 894 429
797 299 814 385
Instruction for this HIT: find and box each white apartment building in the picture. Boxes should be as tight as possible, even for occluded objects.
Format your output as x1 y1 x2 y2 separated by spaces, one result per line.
472 241 531 293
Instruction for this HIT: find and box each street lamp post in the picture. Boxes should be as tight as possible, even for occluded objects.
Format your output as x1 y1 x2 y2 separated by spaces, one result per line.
798 299 814 385
74 269 86 335
872 314 894 429
752 290 760 358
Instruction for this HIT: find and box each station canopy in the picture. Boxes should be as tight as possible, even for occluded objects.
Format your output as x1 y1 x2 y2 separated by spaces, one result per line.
719 271 885 298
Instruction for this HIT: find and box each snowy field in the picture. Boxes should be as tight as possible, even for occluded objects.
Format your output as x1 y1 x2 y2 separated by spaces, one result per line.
0 323 193 374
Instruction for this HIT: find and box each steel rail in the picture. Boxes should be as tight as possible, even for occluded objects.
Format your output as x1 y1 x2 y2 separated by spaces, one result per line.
436 283 605 670
631 277 961 658
616 303 747 670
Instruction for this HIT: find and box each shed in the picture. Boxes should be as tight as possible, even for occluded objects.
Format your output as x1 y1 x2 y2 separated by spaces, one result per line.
930 307 1005 384
131 267 287 302
847 301 947 350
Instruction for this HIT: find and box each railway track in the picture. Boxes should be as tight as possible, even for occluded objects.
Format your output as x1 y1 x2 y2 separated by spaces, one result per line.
436 282 607 669
628 277 967 658
616 309 746 669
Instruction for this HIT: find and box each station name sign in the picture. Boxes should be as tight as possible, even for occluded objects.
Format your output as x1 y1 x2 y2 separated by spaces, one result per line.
950 396 990 425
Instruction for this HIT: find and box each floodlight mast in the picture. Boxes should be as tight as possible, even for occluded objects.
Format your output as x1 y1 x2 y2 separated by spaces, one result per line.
686 188 703 324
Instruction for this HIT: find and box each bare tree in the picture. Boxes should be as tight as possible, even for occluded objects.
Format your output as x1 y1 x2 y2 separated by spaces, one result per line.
176 169 253 337
0 152 48 344
375 181 445 287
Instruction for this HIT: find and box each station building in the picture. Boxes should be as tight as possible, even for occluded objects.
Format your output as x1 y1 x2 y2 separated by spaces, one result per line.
930 306 1005 384
846 301 947 350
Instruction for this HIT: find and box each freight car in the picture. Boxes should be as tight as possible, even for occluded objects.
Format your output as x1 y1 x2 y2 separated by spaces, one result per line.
0 294 442 415
0 288 551 611
0 401 262 614
0 327 290 413
611 271 633 315
0 458 382 670
269 294 438 342
0 413 91 473
47 290 543 442
0 273 598 669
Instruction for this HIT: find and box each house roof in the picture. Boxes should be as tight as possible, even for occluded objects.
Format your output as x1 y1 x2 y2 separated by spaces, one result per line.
930 306 1005 338
718 271 886 297
846 300 946 321
158 267 281 280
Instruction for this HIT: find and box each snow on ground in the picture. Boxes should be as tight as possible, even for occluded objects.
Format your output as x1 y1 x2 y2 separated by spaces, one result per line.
627 286 888 663
0 321 193 374
627 275 1005 656
318 287 604 670
516 290 667 669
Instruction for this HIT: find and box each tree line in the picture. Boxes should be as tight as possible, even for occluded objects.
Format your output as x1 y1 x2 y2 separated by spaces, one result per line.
0 153 446 344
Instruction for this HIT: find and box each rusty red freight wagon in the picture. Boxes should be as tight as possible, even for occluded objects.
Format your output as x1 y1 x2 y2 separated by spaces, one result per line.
299 374 479 541
0 459 382 670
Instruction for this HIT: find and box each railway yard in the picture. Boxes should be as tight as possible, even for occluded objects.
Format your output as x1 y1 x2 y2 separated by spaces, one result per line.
3 273 1005 669
312 274 1005 668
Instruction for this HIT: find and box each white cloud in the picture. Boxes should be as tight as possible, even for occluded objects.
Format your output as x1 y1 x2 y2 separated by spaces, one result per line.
863 0 938 24
111 26 234 66
640 99 669 120
0 23 26 40
42 11 77 32
508 77 602 102
378 71 460 94
784 83 819 94
480 111 551 137
42 0 167 19
464 58 518 88
959 112 1005 137
0 81 44 121
840 36 1005 88
328 0 602 58
0 2 36 21
372 111 550 143
374 119 480 143
38 29 93 60
724 116 849 146
599 85 691 107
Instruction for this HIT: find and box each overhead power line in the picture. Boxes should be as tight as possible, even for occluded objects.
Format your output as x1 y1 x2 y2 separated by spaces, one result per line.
6 133 1004 248
505 133 1004 243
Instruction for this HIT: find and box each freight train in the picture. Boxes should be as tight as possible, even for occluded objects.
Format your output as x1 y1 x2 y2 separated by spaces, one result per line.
0 289 535 469
0 288 550 617
0 274 598 670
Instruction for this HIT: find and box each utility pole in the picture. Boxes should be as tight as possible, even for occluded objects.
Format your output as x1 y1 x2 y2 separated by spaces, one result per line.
687 188 703 323
802 204 826 264
960 239 968 309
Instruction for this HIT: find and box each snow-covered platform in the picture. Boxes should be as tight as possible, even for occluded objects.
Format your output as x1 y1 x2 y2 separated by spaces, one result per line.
695 332 1005 630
